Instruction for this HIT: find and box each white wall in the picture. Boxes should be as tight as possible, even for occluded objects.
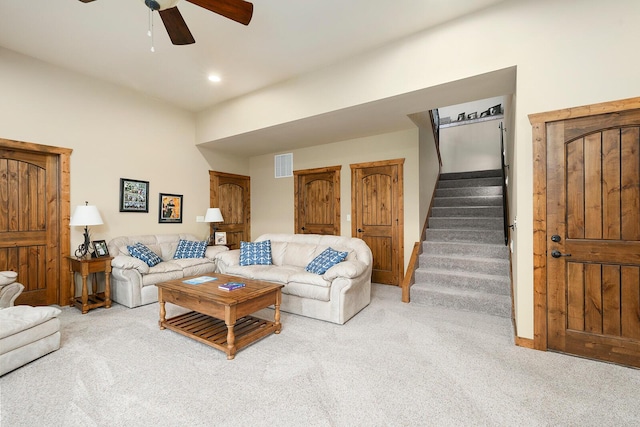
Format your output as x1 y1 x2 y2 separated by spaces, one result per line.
439 118 503 173
0 47 212 248
195 0 640 339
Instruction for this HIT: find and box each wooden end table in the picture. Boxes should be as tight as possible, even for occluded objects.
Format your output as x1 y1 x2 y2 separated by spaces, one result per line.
156 273 283 360
67 256 113 314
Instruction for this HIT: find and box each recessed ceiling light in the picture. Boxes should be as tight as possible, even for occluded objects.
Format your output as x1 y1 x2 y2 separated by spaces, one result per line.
208 75 221 83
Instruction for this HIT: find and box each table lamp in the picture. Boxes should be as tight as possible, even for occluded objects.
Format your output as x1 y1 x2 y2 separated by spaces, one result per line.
204 208 224 245
70 201 104 258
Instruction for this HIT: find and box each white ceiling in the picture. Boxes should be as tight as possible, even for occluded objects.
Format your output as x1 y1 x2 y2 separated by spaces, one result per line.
1 0 513 154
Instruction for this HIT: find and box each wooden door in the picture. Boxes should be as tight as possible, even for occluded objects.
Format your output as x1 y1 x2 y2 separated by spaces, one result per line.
351 159 404 285
0 139 71 306
210 171 250 248
294 166 340 235
531 99 640 368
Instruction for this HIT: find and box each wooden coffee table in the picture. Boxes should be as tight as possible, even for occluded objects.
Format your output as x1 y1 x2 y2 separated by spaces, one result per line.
156 273 284 360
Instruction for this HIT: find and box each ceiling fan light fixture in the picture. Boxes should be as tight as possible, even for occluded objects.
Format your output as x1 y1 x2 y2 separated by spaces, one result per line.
142 0 180 12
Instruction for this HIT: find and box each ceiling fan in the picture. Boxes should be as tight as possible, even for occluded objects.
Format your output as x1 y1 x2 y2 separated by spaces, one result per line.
78 0 253 45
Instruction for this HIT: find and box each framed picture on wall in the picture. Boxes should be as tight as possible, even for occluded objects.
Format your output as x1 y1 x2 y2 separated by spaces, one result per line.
119 178 149 212
159 193 183 223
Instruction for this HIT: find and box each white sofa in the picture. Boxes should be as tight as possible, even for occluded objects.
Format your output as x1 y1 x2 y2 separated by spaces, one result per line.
108 234 228 308
215 233 373 324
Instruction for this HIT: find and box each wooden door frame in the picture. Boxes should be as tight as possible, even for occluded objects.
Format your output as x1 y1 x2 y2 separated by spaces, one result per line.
0 138 72 306
350 158 404 286
293 165 341 235
528 96 640 351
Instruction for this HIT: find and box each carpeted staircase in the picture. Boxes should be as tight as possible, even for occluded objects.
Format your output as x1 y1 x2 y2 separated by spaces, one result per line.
411 169 512 318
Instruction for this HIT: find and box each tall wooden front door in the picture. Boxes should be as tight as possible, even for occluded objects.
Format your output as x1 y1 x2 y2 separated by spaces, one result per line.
531 99 640 368
209 171 250 248
0 140 71 306
351 159 404 286
294 166 340 235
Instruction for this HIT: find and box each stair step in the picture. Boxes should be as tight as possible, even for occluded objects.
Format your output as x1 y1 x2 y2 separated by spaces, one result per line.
433 195 502 207
414 268 510 295
410 283 512 318
435 186 502 198
429 217 503 230
439 169 502 180
431 206 503 218
438 177 503 189
422 241 509 258
425 229 505 244
419 254 510 276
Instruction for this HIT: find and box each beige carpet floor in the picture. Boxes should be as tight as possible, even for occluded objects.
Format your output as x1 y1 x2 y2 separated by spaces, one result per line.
1 284 638 426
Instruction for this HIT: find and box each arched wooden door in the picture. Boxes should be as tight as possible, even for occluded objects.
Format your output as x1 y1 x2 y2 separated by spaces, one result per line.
0 139 71 306
531 98 640 368
294 166 340 235
351 159 404 286
209 171 250 249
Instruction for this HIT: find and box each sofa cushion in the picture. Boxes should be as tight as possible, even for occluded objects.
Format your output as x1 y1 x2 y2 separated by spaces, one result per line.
284 281 331 301
127 243 162 267
282 243 321 268
306 247 348 275
173 239 207 259
148 261 183 274
239 240 272 266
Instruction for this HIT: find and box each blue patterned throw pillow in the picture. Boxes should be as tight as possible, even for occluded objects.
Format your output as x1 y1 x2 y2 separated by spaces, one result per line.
306 247 348 275
127 243 162 267
239 240 272 266
173 240 207 259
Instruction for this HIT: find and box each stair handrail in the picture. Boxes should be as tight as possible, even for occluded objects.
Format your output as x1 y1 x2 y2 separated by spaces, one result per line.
500 121 509 246
429 109 442 167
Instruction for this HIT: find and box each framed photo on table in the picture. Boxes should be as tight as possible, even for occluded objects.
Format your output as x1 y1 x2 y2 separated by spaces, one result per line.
119 178 149 212
159 193 183 223
214 232 227 245
92 240 109 258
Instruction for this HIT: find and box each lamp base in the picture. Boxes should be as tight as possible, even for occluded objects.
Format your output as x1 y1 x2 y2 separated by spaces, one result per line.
74 227 93 259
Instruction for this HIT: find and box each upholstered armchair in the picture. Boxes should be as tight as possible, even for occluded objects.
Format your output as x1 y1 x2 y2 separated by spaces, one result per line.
0 271 24 309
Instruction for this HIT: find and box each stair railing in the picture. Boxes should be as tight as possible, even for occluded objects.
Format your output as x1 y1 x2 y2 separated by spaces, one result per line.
429 109 442 167
500 121 509 246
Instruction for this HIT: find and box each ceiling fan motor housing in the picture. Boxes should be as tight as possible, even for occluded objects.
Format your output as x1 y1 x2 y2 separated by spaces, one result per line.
143 0 180 11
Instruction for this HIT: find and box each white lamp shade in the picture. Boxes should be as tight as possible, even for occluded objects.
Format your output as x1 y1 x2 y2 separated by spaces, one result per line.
70 205 104 226
204 208 224 223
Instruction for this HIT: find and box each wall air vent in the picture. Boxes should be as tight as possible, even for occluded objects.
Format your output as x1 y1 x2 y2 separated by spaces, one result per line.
274 153 293 178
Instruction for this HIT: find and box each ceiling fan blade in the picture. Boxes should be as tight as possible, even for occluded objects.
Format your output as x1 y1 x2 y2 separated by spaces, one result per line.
187 0 253 25
159 7 196 45
78 0 97 3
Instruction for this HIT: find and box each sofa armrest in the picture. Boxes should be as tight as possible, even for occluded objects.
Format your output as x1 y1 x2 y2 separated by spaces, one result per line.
214 249 240 269
205 245 229 260
323 260 367 281
111 255 150 274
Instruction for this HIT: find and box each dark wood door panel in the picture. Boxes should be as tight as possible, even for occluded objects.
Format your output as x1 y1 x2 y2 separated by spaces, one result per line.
351 159 403 286
294 166 340 235
0 147 62 306
544 106 640 367
210 171 250 245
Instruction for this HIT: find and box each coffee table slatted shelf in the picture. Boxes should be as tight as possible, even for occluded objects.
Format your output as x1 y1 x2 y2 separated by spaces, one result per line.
164 312 276 352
